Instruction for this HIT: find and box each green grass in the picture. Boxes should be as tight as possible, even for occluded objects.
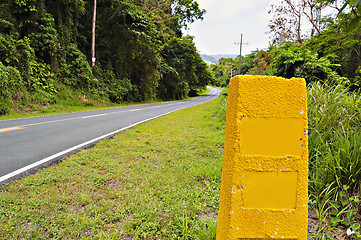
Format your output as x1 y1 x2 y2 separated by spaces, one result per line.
0 104 119 121
0 88 212 121
3 81 358 239
0 97 225 239
307 82 361 239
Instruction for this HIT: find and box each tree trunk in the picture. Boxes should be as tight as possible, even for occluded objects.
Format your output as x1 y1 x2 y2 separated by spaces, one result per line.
91 0 97 68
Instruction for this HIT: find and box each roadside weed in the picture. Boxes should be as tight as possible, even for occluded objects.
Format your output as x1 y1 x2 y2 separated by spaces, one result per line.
0 97 224 239
308 82 361 238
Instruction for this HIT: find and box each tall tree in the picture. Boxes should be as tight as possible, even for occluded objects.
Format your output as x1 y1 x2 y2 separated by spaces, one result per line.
320 0 361 27
268 0 328 45
0 0 212 108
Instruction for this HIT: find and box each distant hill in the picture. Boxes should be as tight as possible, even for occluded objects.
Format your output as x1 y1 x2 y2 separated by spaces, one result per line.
201 54 238 64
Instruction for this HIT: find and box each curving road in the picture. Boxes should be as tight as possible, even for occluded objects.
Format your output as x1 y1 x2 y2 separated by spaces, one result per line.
0 87 221 183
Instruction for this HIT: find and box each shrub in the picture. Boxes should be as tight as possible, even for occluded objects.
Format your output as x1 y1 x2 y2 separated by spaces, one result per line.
93 65 132 103
0 62 25 115
308 82 361 237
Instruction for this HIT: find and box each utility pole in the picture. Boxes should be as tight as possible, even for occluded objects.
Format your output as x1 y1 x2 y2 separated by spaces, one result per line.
91 0 97 68
234 33 248 75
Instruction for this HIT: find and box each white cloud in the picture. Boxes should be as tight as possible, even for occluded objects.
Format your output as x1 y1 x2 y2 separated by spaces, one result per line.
187 0 339 55
186 0 279 55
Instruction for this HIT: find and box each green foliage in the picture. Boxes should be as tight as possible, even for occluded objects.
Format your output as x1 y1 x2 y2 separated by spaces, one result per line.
321 0 361 28
0 0 211 114
214 89 228 131
308 82 361 191
239 50 258 74
247 49 274 75
209 50 275 85
0 3 15 35
171 0 206 27
272 41 345 84
158 60 188 100
95 0 161 101
308 82 361 237
93 66 132 103
57 43 94 91
209 57 238 87
194 57 215 93
15 37 34 86
28 13 58 65
159 36 211 99
0 62 25 115
14 0 37 14
30 61 55 94
211 13 361 92
0 34 18 66
305 13 361 89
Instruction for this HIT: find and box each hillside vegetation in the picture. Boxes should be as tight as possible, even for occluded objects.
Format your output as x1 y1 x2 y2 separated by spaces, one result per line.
0 0 215 115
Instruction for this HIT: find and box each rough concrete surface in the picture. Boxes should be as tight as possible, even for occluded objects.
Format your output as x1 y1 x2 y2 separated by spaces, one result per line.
217 75 308 239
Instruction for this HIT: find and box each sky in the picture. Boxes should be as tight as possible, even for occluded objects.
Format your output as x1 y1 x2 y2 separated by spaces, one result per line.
184 0 280 56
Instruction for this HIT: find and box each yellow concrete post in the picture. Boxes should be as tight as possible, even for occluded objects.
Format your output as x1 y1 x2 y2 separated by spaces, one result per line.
216 75 308 239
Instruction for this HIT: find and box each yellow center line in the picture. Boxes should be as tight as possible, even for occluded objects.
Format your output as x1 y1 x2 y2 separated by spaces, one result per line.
0 106 154 133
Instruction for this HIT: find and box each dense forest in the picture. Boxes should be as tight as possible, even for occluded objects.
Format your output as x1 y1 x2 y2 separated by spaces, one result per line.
0 0 215 115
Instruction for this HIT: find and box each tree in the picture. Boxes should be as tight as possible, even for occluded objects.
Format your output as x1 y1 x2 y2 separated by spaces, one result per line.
248 49 274 75
158 36 211 99
268 3 298 45
0 0 212 110
94 0 161 101
268 0 327 45
305 13 361 88
320 0 361 27
209 57 238 87
135 0 205 40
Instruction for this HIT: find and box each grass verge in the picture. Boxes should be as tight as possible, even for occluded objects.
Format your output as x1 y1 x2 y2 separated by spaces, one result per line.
0 103 121 121
307 82 361 239
0 97 225 239
0 88 212 121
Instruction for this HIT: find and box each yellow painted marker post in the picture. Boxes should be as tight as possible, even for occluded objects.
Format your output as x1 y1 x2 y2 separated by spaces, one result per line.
216 75 308 239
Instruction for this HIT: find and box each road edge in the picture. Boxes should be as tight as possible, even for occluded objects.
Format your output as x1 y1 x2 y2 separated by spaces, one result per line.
0 87 221 185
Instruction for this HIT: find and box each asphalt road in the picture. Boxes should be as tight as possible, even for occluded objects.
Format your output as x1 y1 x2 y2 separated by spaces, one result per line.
0 87 221 183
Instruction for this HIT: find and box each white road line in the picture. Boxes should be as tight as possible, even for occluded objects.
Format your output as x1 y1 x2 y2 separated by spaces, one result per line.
147 106 161 109
0 101 192 133
0 86 220 183
0 127 23 133
0 109 180 183
81 113 108 119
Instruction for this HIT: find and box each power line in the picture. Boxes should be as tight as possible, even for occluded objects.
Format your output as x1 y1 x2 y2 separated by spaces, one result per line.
243 0 274 34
